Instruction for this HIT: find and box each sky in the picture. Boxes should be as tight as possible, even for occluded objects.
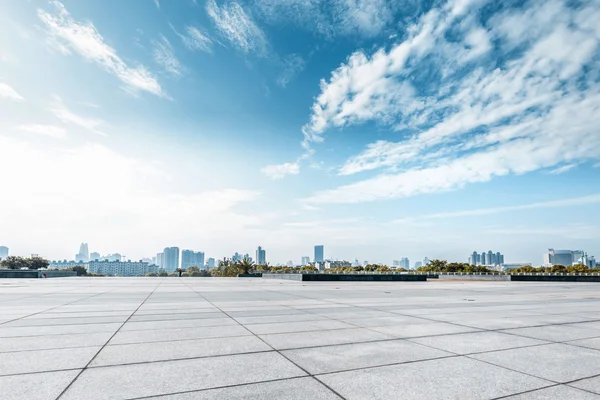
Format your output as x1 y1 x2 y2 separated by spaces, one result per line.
1 0 599 265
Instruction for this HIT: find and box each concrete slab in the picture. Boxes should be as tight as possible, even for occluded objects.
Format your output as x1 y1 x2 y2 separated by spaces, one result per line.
571 376 600 395
501 325 600 342
503 385 600 399
410 331 548 355
471 343 600 382
0 346 100 376
61 352 306 400
0 332 113 353
0 369 81 400
137 377 341 399
259 327 392 350
317 356 550 400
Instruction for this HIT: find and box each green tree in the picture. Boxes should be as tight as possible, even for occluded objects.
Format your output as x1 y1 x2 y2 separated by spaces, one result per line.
146 272 158 277
28 256 50 270
70 266 88 276
237 258 255 274
186 266 200 275
158 271 168 277
0 256 30 270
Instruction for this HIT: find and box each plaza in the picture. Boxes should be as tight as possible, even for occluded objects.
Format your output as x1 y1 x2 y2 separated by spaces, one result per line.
2 277 600 399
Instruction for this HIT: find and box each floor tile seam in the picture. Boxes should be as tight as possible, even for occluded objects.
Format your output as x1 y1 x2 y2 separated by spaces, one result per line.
0 343 107 355
563 384 600 397
0 288 122 327
0 367 82 378
462 353 564 384
123 376 310 400
1 314 232 328
402 338 557 357
491 329 600 346
183 282 348 400
54 282 163 400
87 349 276 369
106 333 254 347
488 384 566 400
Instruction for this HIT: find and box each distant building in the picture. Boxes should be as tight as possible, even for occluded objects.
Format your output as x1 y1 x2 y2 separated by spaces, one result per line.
414 261 423 269
324 260 351 269
163 247 180 271
544 249 590 266
286 260 294 267
207 258 215 270
0 246 8 261
423 257 430 265
49 260 86 270
256 246 266 265
232 252 243 262
89 252 101 261
181 250 205 270
88 260 156 277
156 252 164 268
393 260 401 267
481 252 487 265
101 253 122 262
314 245 324 262
502 263 532 270
301 256 310 266
76 243 89 262
400 258 410 270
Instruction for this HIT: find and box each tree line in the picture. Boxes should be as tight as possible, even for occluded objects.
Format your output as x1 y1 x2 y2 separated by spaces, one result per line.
0 256 49 270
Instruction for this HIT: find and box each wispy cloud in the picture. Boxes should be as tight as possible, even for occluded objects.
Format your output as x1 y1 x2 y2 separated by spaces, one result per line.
152 35 183 77
302 0 600 203
548 164 578 175
38 1 164 97
0 82 24 101
206 0 268 56
283 218 359 228
51 96 107 136
154 0 160 10
18 124 66 139
261 162 300 179
276 54 305 88
391 194 600 224
172 24 212 53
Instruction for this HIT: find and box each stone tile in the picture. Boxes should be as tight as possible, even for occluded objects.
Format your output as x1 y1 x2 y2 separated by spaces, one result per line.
235 314 328 325
141 377 340 399
259 327 391 350
502 325 600 342
0 346 100 376
569 337 600 351
571 376 600 395
91 336 270 366
341 315 431 328
0 332 113 353
503 385 600 399
0 369 81 400
120 318 236 331
283 339 452 374
2 315 129 327
369 321 479 338
471 343 600 382
128 312 226 322
110 325 251 345
410 331 548 355
0 323 122 338
246 320 353 335
61 352 306 400
318 356 550 400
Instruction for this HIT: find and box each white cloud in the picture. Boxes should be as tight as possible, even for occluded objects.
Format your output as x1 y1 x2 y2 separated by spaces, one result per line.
254 0 408 39
50 96 107 136
18 124 67 139
206 0 268 56
0 82 24 101
548 164 577 175
173 25 212 53
391 194 600 223
154 0 160 9
38 1 164 97
261 162 300 179
152 35 183 77
283 218 359 228
302 0 600 203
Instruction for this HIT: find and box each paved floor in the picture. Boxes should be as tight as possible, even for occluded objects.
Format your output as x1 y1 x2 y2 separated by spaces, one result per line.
2 278 600 400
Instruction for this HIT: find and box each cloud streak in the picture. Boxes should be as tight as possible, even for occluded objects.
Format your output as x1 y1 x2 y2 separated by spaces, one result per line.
51 96 107 136
302 0 600 203
18 124 67 139
0 83 24 101
152 35 183 77
38 1 164 97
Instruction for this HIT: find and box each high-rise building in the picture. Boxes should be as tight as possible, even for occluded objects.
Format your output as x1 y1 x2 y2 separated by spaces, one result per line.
544 249 581 266
156 253 164 268
314 245 324 262
400 258 410 270
207 258 215 270
163 247 180 271
471 251 478 266
414 261 423 269
256 246 266 265
181 250 205 270
90 252 101 261
76 243 89 262
301 256 310 266
0 246 8 261
481 252 487 265
88 260 156 277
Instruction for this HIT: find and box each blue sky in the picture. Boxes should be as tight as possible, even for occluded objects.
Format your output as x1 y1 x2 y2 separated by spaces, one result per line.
1 0 599 265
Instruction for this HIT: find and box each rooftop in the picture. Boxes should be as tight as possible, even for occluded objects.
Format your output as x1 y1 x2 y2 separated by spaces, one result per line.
2 278 600 399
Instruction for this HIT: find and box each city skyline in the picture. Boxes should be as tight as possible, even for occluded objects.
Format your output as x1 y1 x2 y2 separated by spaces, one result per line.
1 1 599 264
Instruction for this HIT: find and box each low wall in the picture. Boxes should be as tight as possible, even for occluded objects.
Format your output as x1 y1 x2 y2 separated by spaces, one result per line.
0 270 78 279
438 274 511 281
262 273 426 282
237 273 263 278
510 275 600 282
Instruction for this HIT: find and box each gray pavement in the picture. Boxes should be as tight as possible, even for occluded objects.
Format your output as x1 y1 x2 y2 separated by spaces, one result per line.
2 278 600 399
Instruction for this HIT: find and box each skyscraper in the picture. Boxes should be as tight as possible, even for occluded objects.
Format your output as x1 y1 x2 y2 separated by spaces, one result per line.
301 256 310 266
156 252 164 268
400 258 410 270
471 251 478 266
163 247 180 271
181 250 205 270
0 246 8 260
90 252 101 261
314 245 324 262
207 258 215 270
545 249 587 266
76 243 89 262
481 251 487 265
256 246 266 265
